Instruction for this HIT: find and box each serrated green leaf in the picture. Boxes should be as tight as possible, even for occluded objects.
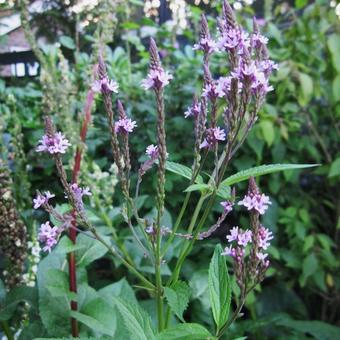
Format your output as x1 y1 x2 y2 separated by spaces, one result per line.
156 323 214 340
112 297 155 340
164 281 191 322
45 269 76 300
71 298 116 336
75 233 109 267
165 161 203 184
221 164 318 187
208 244 231 332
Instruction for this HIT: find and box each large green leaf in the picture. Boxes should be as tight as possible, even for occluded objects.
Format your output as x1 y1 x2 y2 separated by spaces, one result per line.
277 319 340 340
164 281 191 322
0 285 38 321
156 323 215 340
37 251 70 337
208 244 231 333
75 233 109 267
112 297 155 340
98 278 137 305
221 164 318 187
165 161 203 184
71 298 116 336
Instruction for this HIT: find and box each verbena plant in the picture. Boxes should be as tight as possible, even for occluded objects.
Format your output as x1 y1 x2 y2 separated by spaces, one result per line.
11 1 316 339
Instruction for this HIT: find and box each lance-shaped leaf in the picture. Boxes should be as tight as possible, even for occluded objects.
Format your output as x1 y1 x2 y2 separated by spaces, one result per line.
221 163 319 187
165 161 203 184
208 244 231 332
156 323 215 340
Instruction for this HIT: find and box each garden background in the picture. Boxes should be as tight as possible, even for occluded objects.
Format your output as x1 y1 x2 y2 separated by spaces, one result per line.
0 0 339 339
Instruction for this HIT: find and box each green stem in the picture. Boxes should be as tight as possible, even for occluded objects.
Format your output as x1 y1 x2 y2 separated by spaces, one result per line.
155 219 164 331
90 227 155 290
1 321 14 340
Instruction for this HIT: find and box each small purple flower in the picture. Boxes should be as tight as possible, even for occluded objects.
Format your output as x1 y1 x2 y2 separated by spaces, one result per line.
115 118 137 134
252 32 268 49
237 229 252 247
70 183 91 211
259 59 278 77
218 28 250 54
238 192 272 215
226 226 239 243
141 68 172 90
216 76 242 97
200 127 226 149
38 221 60 253
184 101 201 118
36 132 71 154
193 37 218 54
202 83 219 100
146 144 159 159
221 245 234 256
251 70 273 95
220 201 233 214
258 226 274 250
33 191 55 209
92 77 119 94
257 252 268 261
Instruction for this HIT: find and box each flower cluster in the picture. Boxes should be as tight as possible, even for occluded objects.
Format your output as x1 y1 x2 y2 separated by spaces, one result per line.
184 100 201 118
38 221 62 253
141 68 173 90
220 200 233 214
70 183 91 211
200 127 226 149
115 118 137 134
238 190 271 215
92 77 119 94
36 132 71 154
193 37 218 54
33 191 55 209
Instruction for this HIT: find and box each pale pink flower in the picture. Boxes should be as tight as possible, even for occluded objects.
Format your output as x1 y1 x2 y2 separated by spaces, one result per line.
220 201 233 214
216 76 242 97
146 144 159 159
237 229 252 247
226 226 239 243
141 68 172 90
200 127 226 149
193 37 218 54
115 118 137 134
70 183 91 211
221 245 234 256
238 192 271 215
184 101 201 118
36 132 71 154
252 32 268 49
258 226 274 250
33 191 55 209
92 77 119 94
38 221 60 253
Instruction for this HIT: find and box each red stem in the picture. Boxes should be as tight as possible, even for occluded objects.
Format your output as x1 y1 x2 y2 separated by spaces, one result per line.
68 89 94 337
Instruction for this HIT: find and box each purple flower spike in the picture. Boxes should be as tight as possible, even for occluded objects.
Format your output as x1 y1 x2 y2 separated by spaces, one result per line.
200 127 226 149
38 221 60 253
184 101 201 118
115 118 137 134
146 144 159 159
92 77 119 94
33 191 55 209
141 69 173 90
36 132 71 154
258 225 274 250
220 201 233 214
70 183 91 211
238 191 272 215
226 226 239 243
193 38 218 54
